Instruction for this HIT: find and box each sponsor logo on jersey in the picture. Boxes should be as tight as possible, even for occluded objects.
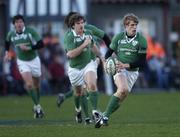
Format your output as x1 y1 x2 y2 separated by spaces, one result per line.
75 37 82 42
125 52 131 55
11 34 28 41
118 39 127 44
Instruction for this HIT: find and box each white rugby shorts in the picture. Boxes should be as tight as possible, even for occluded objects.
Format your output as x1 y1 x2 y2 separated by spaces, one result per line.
68 60 98 86
17 56 41 77
114 69 139 92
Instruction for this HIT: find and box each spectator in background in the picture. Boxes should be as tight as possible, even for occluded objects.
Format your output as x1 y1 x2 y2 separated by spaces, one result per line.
146 36 169 89
40 63 52 95
48 54 70 93
10 58 26 95
170 41 180 89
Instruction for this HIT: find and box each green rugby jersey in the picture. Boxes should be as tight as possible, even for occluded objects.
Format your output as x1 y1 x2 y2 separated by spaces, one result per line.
64 29 94 69
64 24 104 64
110 32 147 67
6 27 41 61
64 24 105 40
84 24 105 39
84 24 105 60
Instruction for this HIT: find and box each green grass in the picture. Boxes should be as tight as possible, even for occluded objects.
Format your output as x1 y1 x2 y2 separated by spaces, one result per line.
0 92 180 137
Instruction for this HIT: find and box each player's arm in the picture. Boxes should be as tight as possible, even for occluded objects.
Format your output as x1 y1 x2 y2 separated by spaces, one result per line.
102 33 111 48
129 53 146 69
91 43 101 58
30 40 44 50
19 40 44 51
85 24 111 48
129 37 147 69
116 53 146 70
66 37 91 58
104 34 118 59
4 33 12 62
105 48 114 59
117 37 147 69
20 27 44 51
5 40 10 52
30 28 44 50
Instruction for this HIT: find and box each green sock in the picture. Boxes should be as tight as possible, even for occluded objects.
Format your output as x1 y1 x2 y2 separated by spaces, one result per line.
36 88 40 104
80 95 89 118
65 89 73 99
27 88 39 105
89 91 98 110
104 95 120 118
74 95 81 110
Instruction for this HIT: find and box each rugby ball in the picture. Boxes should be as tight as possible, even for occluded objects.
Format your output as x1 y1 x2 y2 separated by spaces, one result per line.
105 57 116 75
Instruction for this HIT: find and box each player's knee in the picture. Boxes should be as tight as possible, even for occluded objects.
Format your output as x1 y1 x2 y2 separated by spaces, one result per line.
74 90 82 96
121 91 128 98
25 83 34 90
87 83 96 91
25 82 34 90
117 87 129 98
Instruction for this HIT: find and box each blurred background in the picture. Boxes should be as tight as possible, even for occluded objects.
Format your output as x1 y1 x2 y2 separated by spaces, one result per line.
0 0 180 96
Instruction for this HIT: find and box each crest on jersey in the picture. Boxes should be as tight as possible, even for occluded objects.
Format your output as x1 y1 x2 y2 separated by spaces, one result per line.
132 40 138 46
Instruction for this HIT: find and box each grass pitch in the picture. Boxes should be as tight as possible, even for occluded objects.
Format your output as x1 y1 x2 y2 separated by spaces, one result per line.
0 92 180 137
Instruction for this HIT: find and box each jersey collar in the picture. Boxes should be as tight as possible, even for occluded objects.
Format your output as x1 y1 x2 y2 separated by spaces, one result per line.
71 29 85 39
125 32 137 43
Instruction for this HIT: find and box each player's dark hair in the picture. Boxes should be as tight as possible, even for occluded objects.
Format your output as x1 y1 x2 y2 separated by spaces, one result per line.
12 14 25 24
69 14 86 28
64 11 79 28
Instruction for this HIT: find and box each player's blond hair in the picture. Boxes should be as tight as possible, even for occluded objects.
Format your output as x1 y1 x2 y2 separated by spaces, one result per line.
123 13 139 26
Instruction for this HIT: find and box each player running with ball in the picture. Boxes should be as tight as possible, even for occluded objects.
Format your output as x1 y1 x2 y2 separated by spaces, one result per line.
95 13 147 128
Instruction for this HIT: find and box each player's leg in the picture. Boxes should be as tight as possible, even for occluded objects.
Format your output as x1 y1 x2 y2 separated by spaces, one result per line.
80 87 91 125
95 73 128 128
84 70 101 122
84 60 101 122
73 86 90 124
68 67 90 124
95 70 139 128
21 72 39 104
104 73 129 116
33 76 44 118
57 89 73 108
21 71 43 118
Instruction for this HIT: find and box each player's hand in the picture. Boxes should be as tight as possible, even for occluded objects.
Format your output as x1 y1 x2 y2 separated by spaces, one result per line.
95 57 100 65
116 61 130 71
83 38 91 47
100 57 105 68
103 59 108 72
4 51 11 62
19 44 31 51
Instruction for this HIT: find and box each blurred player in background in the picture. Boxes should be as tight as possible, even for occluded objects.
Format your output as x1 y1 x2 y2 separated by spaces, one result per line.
57 11 111 123
95 13 147 128
4 14 45 118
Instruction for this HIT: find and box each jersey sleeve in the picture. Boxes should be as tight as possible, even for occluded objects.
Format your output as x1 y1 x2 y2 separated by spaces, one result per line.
64 33 76 51
138 36 147 54
28 27 41 41
6 31 12 42
109 34 119 51
85 24 105 39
